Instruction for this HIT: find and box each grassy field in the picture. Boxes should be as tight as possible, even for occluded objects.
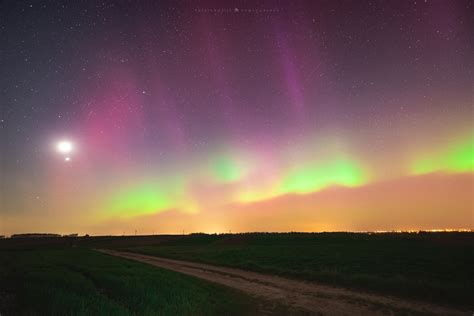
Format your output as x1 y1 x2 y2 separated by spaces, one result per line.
0 232 471 313
125 232 474 308
0 248 260 316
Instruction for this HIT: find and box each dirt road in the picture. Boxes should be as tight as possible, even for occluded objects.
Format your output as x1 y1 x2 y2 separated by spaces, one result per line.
97 249 468 315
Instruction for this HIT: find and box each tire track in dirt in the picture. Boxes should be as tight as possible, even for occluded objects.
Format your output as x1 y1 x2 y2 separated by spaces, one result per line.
96 249 469 316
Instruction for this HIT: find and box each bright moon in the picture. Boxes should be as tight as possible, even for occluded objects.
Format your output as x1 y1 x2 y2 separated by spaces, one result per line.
57 140 73 154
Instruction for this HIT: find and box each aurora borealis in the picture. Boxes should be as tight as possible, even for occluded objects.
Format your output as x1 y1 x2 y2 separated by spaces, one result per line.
1 1 473 235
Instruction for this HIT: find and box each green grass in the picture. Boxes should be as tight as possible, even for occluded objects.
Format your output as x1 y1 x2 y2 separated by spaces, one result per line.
0 248 258 316
126 232 474 308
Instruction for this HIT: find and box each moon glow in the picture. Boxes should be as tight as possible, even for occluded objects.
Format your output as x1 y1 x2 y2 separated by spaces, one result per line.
57 140 73 154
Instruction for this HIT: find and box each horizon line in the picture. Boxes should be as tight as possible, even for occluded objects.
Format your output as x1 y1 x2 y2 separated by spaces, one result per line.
2 228 473 238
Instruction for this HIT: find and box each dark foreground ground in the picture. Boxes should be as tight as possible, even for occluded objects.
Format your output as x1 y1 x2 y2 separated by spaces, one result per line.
0 248 267 315
0 232 472 315
123 232 474 308
99 248 468 315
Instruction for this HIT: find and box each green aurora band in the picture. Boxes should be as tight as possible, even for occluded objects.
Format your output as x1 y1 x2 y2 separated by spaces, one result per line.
412 136 474 175
104 134 473 219
280 159 366 194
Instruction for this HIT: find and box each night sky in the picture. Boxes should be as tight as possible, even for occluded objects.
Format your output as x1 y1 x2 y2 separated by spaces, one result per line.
1 1 472 235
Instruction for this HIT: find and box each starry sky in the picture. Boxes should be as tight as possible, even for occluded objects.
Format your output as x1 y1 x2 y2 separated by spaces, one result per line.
1 0 473 235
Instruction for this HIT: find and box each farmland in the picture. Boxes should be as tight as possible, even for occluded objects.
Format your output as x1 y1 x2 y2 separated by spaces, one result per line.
124 232 474 309
0 248 262 315
0 232 472 315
